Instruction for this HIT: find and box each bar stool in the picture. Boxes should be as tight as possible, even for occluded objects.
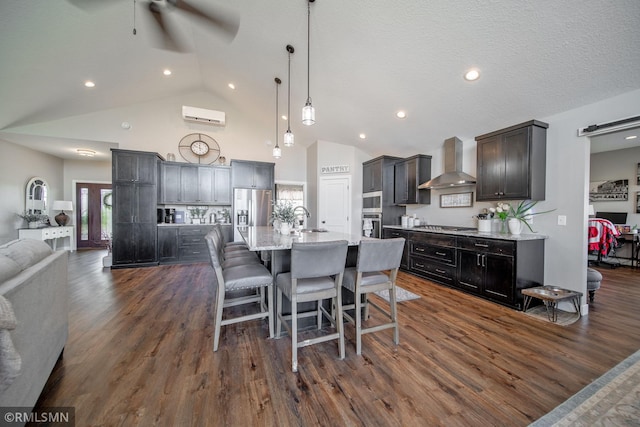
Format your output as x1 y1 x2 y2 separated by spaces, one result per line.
205 232 274 351
208 227 260 268
275 240 348 372
342 237 405 355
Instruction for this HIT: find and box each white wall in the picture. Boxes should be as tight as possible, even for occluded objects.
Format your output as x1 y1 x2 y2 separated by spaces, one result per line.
0 140 64 244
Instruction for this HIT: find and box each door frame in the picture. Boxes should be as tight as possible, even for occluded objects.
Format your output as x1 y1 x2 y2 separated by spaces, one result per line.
73 179 112 249
318 175 351 234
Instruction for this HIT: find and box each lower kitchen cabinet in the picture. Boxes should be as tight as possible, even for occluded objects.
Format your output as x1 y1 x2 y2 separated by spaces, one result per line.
158 225 233 264
457 236 543 309
408 232 457 286
382 228 409 269
383 227 545 310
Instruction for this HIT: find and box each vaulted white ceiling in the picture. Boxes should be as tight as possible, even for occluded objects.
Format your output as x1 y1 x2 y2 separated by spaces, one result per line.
1 0 639 160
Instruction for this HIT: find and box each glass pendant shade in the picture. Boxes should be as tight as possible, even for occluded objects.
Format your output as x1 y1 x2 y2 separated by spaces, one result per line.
284 130 294 147
272 145 281 159
302 99 315 126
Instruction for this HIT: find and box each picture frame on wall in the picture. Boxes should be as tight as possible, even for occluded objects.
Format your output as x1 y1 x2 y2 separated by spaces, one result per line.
440 192 473 208
589 179 629 201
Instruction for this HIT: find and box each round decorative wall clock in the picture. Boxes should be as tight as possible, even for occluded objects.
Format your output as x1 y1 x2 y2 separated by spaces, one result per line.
178 133 220 164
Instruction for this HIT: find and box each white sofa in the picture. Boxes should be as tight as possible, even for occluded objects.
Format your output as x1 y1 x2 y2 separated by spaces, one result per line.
0 239 68 413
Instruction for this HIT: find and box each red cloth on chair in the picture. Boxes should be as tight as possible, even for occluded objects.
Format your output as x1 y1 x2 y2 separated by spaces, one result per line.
588 218 620 256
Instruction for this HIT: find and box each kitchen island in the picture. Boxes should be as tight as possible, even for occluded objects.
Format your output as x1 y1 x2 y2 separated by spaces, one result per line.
383 225 547 310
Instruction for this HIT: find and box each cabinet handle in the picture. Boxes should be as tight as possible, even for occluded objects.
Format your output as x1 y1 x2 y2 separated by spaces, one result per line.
415 263 424 268
474 243 489 248
476 253 481 266
435 251 446 256
415 247 425 252
435 269 446 274
482 254 486 267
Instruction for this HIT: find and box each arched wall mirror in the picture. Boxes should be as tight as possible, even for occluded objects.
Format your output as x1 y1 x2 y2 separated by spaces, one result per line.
26 177 48 214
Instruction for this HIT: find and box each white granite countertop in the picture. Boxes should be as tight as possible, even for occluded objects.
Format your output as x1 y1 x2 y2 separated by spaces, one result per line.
239 226 364 251
383 225 547 241
157 223 231 227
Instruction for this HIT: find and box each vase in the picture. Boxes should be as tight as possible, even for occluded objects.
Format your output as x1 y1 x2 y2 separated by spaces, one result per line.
273 219 281 233
280 222 292 235
28 221 39 229
508 218 523 235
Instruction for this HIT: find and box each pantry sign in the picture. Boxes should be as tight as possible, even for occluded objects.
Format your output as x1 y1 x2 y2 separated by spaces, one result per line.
321 165 350 174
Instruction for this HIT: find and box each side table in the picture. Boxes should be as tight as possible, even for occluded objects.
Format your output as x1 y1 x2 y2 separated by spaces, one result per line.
522 286 582 323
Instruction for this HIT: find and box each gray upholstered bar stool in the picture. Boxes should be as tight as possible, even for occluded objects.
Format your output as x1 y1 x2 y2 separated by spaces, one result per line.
213 224 253 256
275 240 349 372
205 232 274 351
209 227 260 268
342 237 405 355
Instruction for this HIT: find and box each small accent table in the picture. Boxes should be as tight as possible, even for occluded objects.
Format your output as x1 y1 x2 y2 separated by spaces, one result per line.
522 286 583 323
18 226 75 252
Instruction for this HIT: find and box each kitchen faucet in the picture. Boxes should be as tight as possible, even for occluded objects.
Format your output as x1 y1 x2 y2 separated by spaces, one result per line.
293 206 311 228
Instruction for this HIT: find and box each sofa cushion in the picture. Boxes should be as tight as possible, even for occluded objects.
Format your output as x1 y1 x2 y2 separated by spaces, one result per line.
0 255 21 284
0 239 53 271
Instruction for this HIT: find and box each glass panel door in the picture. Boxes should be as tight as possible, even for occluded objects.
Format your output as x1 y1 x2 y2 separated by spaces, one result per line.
76 183 112 249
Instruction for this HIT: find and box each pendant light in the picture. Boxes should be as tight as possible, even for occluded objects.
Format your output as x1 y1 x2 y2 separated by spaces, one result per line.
273 77 282 159
302 0 316 126
284 44 295 147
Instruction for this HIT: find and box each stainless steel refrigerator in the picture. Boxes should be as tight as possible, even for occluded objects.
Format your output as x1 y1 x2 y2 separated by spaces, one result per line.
233 188 272 241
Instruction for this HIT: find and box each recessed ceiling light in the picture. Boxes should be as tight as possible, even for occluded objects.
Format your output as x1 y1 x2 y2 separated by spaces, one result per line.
84 81 95 88
228 83 236 89
163 69 172 76
77 149 96 157
396 111 406 119
625 135 637 140
464 69 480 81
359 133 366 140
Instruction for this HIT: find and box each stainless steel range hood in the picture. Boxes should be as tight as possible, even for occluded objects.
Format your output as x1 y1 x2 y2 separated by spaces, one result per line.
418 136 476 189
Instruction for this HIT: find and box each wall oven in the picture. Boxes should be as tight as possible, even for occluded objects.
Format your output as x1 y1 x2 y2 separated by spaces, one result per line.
362 212 382 239
362 191 383 213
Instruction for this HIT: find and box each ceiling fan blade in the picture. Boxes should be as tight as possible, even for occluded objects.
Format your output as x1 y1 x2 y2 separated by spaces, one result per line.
148 1 185 52
168 0 240 41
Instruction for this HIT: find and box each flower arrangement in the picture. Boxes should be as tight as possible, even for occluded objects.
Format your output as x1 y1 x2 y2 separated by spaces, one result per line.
272 200 297 225
17 211 47 224
507 200 555 233
489 202 510 222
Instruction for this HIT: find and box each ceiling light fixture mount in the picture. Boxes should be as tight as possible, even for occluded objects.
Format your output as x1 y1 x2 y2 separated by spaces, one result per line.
284 44 295 147
464 69 480 81
273 77 282 159
302 0 316 126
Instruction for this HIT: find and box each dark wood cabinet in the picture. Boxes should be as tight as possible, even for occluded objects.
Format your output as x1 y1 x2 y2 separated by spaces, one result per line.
231 160 274 190
389 227 545 310
394 155 432 205
456 236 543 309
160 163 232 205
158 225 217 264
382 228 409 269
475 120 548 201
407 232 457 286
112 149 160 267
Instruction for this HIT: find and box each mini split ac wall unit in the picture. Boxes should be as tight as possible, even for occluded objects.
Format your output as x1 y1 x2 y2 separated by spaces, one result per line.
182 105 226 126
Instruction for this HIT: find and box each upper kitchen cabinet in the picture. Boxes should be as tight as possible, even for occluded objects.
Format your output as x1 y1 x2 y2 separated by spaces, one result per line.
113 149 157 184
394 155 432 205
231 160 274 190
159 163 232 205
363 156 402 194
475 120 548 201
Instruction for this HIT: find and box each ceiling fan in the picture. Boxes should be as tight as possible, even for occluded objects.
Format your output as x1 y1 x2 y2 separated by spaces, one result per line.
68 0 240 52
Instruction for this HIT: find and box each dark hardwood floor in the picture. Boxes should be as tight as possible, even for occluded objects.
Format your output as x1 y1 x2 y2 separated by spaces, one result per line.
36 250 640 426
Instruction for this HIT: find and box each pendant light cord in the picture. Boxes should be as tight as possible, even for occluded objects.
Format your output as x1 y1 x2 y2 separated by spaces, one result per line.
275 78 280 145
306 1 311 100
287 48 292 132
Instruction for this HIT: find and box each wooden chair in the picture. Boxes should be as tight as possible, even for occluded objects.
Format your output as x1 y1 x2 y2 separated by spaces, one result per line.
275 240 348 372
342 237 405 355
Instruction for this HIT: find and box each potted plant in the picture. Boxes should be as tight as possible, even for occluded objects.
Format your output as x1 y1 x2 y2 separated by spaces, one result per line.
187 207 208 225
17 211 46 228
272 201 296 234
507 200 555 234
